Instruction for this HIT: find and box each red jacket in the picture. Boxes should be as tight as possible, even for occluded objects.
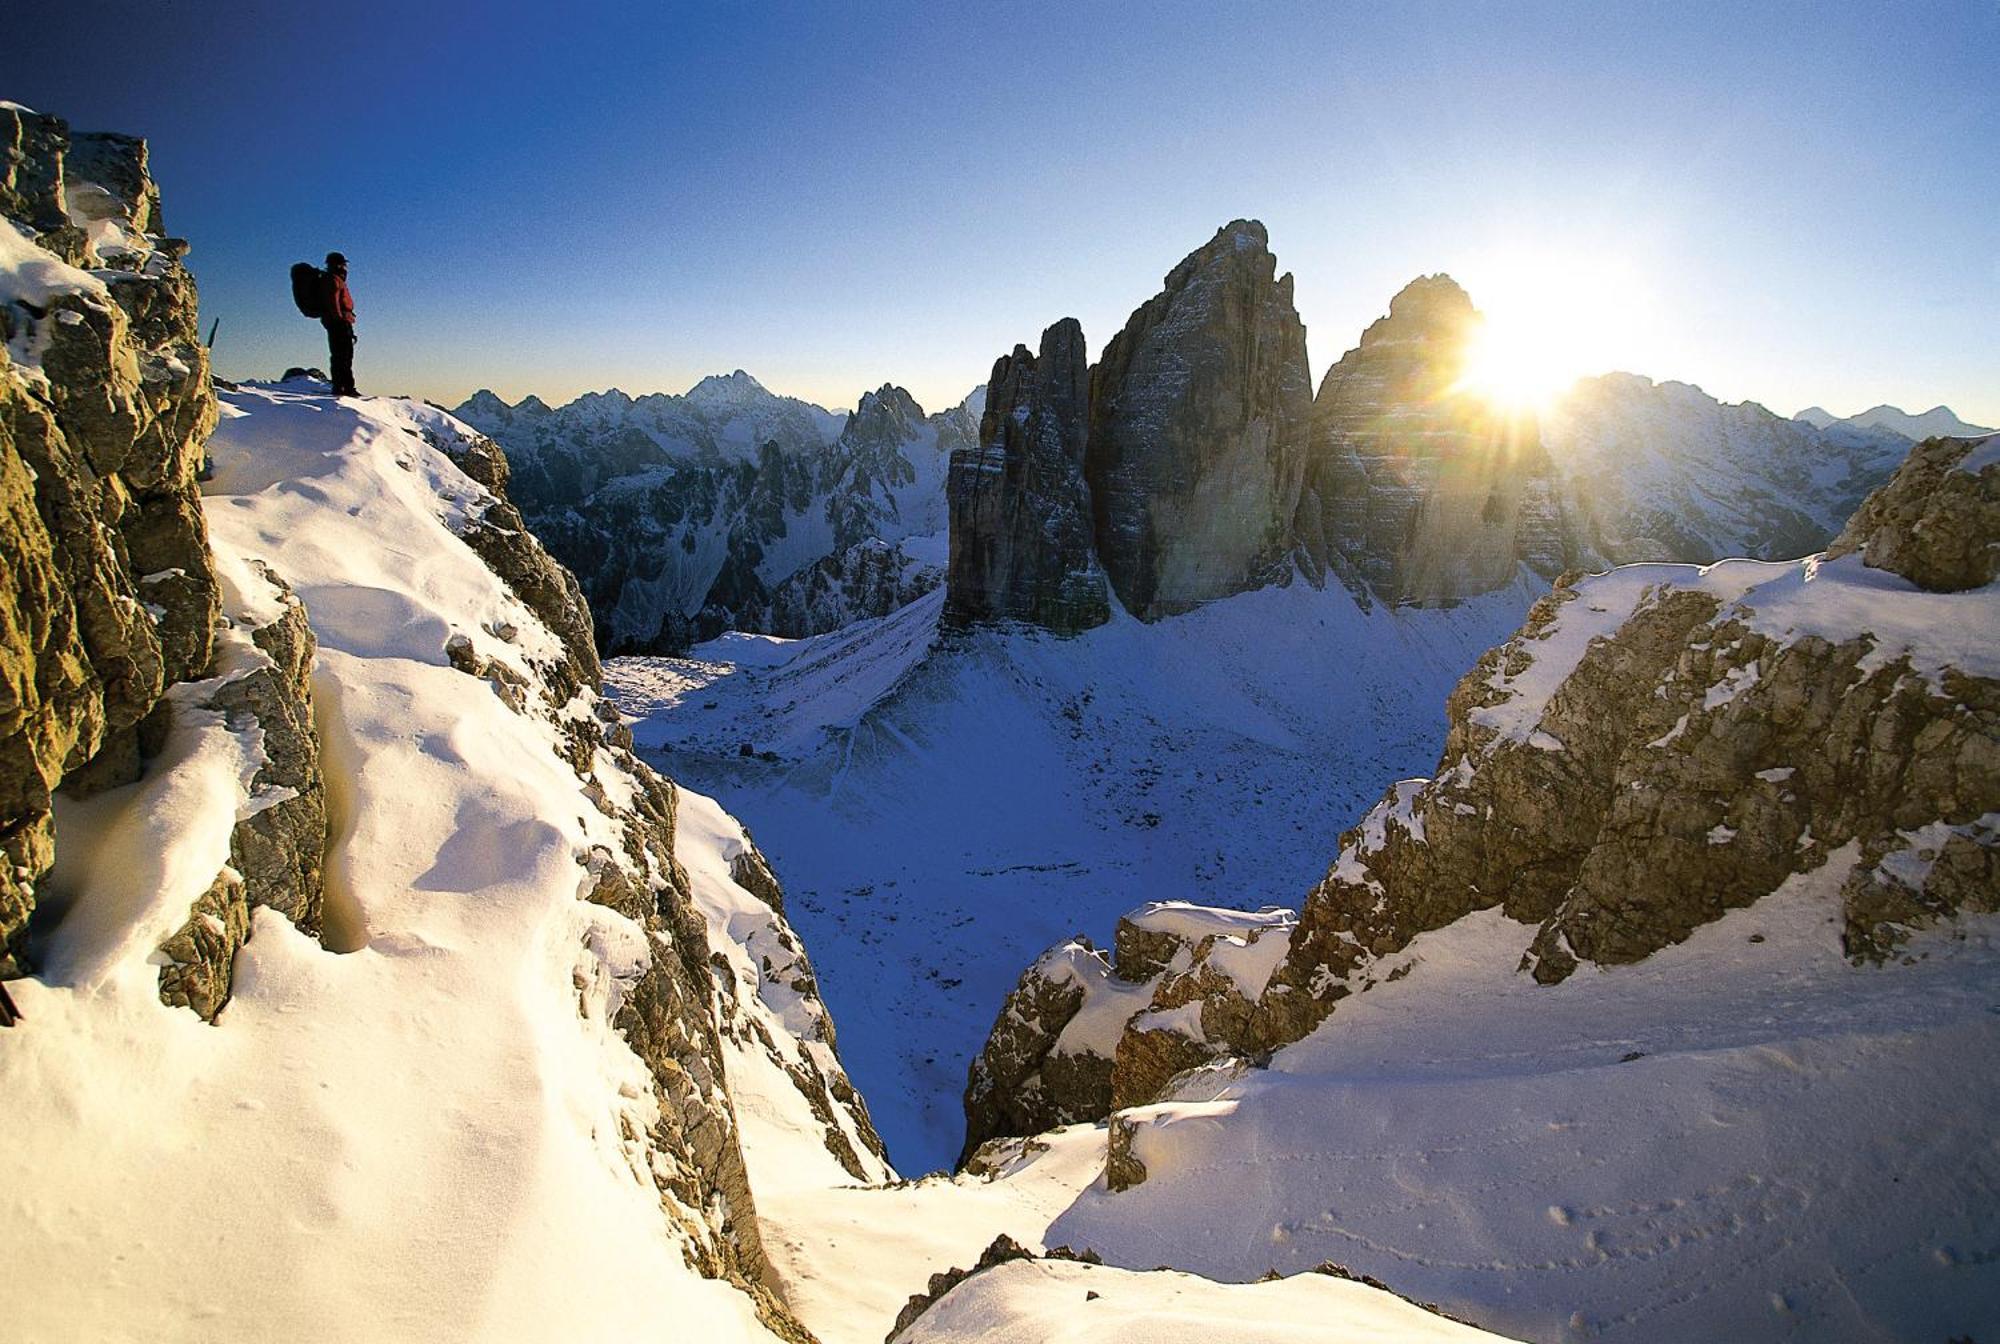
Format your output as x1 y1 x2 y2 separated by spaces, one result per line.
322 271 356 324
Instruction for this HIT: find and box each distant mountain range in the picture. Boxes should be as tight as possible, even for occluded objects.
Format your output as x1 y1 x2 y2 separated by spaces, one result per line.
458 243 1982 657
1794 402 1993 441
454 374 982 653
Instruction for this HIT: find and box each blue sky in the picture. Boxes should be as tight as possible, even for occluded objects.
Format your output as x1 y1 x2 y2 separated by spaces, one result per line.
10 1 1997 423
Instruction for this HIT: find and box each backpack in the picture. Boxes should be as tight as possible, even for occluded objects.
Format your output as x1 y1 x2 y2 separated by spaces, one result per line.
291 262 326 319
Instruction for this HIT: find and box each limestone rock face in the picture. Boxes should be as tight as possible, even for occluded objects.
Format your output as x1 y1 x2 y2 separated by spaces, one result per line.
1085 220 1312 619
943 318 1108 632
1273 433 2000 1033
1825 433 2000 592
1 106 220 980
1297 274 1572 606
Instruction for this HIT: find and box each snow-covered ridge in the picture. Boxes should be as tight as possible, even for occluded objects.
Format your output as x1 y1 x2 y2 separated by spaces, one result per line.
3 383 883 1341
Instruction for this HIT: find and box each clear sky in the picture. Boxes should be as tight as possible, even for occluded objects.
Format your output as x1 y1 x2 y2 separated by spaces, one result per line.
10 1 1997 424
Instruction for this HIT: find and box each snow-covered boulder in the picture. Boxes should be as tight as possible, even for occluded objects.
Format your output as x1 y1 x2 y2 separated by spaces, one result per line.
960 902 1294 1164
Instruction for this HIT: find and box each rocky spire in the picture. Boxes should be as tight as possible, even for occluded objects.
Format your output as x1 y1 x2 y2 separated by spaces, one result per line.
1297 273 1573 606
1083 219 1313 620
943 318 1109 632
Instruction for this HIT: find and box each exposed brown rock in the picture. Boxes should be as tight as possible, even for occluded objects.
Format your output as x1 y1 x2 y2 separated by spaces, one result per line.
1297 274 1573 606
1 107 219 983
944 317 1108 632
1825 433 2000 592
1085 220 1312 620
960 906 1293 1162
964 436 2000 1138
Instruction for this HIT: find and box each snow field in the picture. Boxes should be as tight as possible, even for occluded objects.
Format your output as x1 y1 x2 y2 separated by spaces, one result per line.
611 572 1542 1169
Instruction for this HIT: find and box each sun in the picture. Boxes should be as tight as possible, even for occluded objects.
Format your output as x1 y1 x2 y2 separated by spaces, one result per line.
1450 252 1652 413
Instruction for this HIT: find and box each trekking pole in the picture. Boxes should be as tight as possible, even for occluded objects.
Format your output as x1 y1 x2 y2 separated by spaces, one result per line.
206 317 220 349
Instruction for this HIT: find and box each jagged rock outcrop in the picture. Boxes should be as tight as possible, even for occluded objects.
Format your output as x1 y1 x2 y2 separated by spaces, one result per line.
1297 275 1572 606
157 562 328 1018
1823 432 2000 591
1085 220 1312 620
1282 441 1999 998
455 376 979 653
426 423 601 698
1 104 223 984
958 903 1294 1163
943 318 1109 632
963 437 2000 1146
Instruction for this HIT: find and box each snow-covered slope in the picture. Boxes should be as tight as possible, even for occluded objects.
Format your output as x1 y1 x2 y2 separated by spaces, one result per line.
1543 374 1910 566
455 378 981 654
609 574 1545 1169
1042 879 2000 1342
2 384 872 1342
894 1255 1507 1343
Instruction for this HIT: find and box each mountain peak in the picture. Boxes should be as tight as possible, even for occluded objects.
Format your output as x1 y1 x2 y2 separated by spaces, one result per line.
457 388 511 416
1383 273 1477 330
685 369 771 404
1215 218 1269 250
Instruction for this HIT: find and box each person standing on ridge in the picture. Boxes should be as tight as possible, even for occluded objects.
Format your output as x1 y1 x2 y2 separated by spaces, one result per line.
320 252 359 396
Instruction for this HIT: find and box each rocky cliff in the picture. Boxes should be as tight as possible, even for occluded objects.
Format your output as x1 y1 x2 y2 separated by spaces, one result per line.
944 221 1312 631
0 104 247 1000
961 433 2000 1154
947 255 1914 636
1297 274 1573 606
1084 220 1313 620
455 376 979 654
418 414 880 1326
942 318 1108 632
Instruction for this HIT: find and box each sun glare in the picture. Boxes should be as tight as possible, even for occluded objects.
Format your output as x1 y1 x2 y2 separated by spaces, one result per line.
1452 253 1653 413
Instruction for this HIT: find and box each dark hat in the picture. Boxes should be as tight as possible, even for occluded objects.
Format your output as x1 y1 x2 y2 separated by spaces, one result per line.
326 251 348 268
